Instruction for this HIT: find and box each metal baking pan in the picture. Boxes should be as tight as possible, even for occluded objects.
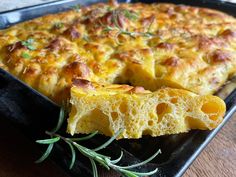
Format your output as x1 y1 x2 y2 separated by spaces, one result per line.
1 0 236 176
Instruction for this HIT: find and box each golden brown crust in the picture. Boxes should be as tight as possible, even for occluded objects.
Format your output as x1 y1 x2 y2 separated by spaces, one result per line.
1 2 236 103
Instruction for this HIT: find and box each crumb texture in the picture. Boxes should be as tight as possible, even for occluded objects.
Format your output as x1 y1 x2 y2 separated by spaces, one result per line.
68 84 225 139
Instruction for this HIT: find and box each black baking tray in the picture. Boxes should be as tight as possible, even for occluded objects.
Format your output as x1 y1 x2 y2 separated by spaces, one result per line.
1 0 236 177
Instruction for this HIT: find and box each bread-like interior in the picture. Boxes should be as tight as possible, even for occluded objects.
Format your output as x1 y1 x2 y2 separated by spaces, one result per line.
0 1 229 138
68 79 226 139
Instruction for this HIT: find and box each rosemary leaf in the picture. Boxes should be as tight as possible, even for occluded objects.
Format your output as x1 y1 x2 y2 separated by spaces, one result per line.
111 151 123 164
66 142 76 169
70 131 98 141
119 169 138 177
36 137 60 144
35 143 54 163
119 149 161 169
92 129 123 151
122 9 139 21
51 107 65 133
90 158 98 177
129 168 158 176
35 108 160 177
73 142 110 170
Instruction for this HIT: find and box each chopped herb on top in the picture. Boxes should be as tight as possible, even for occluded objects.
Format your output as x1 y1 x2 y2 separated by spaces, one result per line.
107 6 113 12
72 4 81 12
82 35 90 42
54 22 64 29
21 38 36 50
21 52 31 59
122 9 139 21
102 9 153 40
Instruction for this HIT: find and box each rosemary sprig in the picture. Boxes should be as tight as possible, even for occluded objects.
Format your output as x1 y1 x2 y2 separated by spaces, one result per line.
102 9 154 43
35 108 161 177
122 9 139 21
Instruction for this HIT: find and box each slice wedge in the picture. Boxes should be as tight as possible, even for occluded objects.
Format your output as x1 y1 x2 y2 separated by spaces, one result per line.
67 79 226 139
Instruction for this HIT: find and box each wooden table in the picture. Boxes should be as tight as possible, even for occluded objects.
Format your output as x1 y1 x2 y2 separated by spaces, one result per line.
0 114 235 177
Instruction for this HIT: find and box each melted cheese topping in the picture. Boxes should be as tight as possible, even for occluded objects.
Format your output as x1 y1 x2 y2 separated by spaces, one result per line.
1 2 236 104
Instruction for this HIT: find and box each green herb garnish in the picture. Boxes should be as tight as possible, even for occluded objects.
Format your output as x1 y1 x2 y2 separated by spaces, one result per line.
122 9 139 21
54 22 64 29
107 6 113 12
21 52 31 59
21 38 36 50
82 35 90 42
36 107 161 177
72 4 81 12
102 9 154 42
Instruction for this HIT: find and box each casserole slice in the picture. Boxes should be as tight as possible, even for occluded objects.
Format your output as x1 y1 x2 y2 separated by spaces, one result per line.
67 79 225 139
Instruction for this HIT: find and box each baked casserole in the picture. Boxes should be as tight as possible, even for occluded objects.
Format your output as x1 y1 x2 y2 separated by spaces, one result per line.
0 0 233 138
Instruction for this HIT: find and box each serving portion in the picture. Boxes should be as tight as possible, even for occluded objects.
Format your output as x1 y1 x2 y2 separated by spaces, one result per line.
1 0 235 138
68 79 225 138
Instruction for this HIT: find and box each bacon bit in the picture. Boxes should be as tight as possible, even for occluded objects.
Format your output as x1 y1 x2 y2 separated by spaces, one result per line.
108 0 118 6
175 5 188 12
63 26 80 40
72 78 94 90
84 43 99 51
129 86 145 93
100 11 113 25
156 42 174 50
46 38 61 51
220 29 236 40
166 7 175 16
116 13 127 29
7 41 26 52
100 11 127 29
211 50 231 63
141 15 155 27
140 48 152 55
162 57 179 67
64 62 90 78
24 67 38 75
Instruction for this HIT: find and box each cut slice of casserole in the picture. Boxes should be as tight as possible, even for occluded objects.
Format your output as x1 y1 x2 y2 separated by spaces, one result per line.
67 79 226 139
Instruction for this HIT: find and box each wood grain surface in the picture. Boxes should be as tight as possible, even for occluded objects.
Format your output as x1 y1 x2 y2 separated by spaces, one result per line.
0 114 235 177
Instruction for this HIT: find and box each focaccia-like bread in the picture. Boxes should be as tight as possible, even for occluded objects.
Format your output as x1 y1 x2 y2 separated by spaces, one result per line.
0 1 230 138
1 2 236 104
68 79 225 139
